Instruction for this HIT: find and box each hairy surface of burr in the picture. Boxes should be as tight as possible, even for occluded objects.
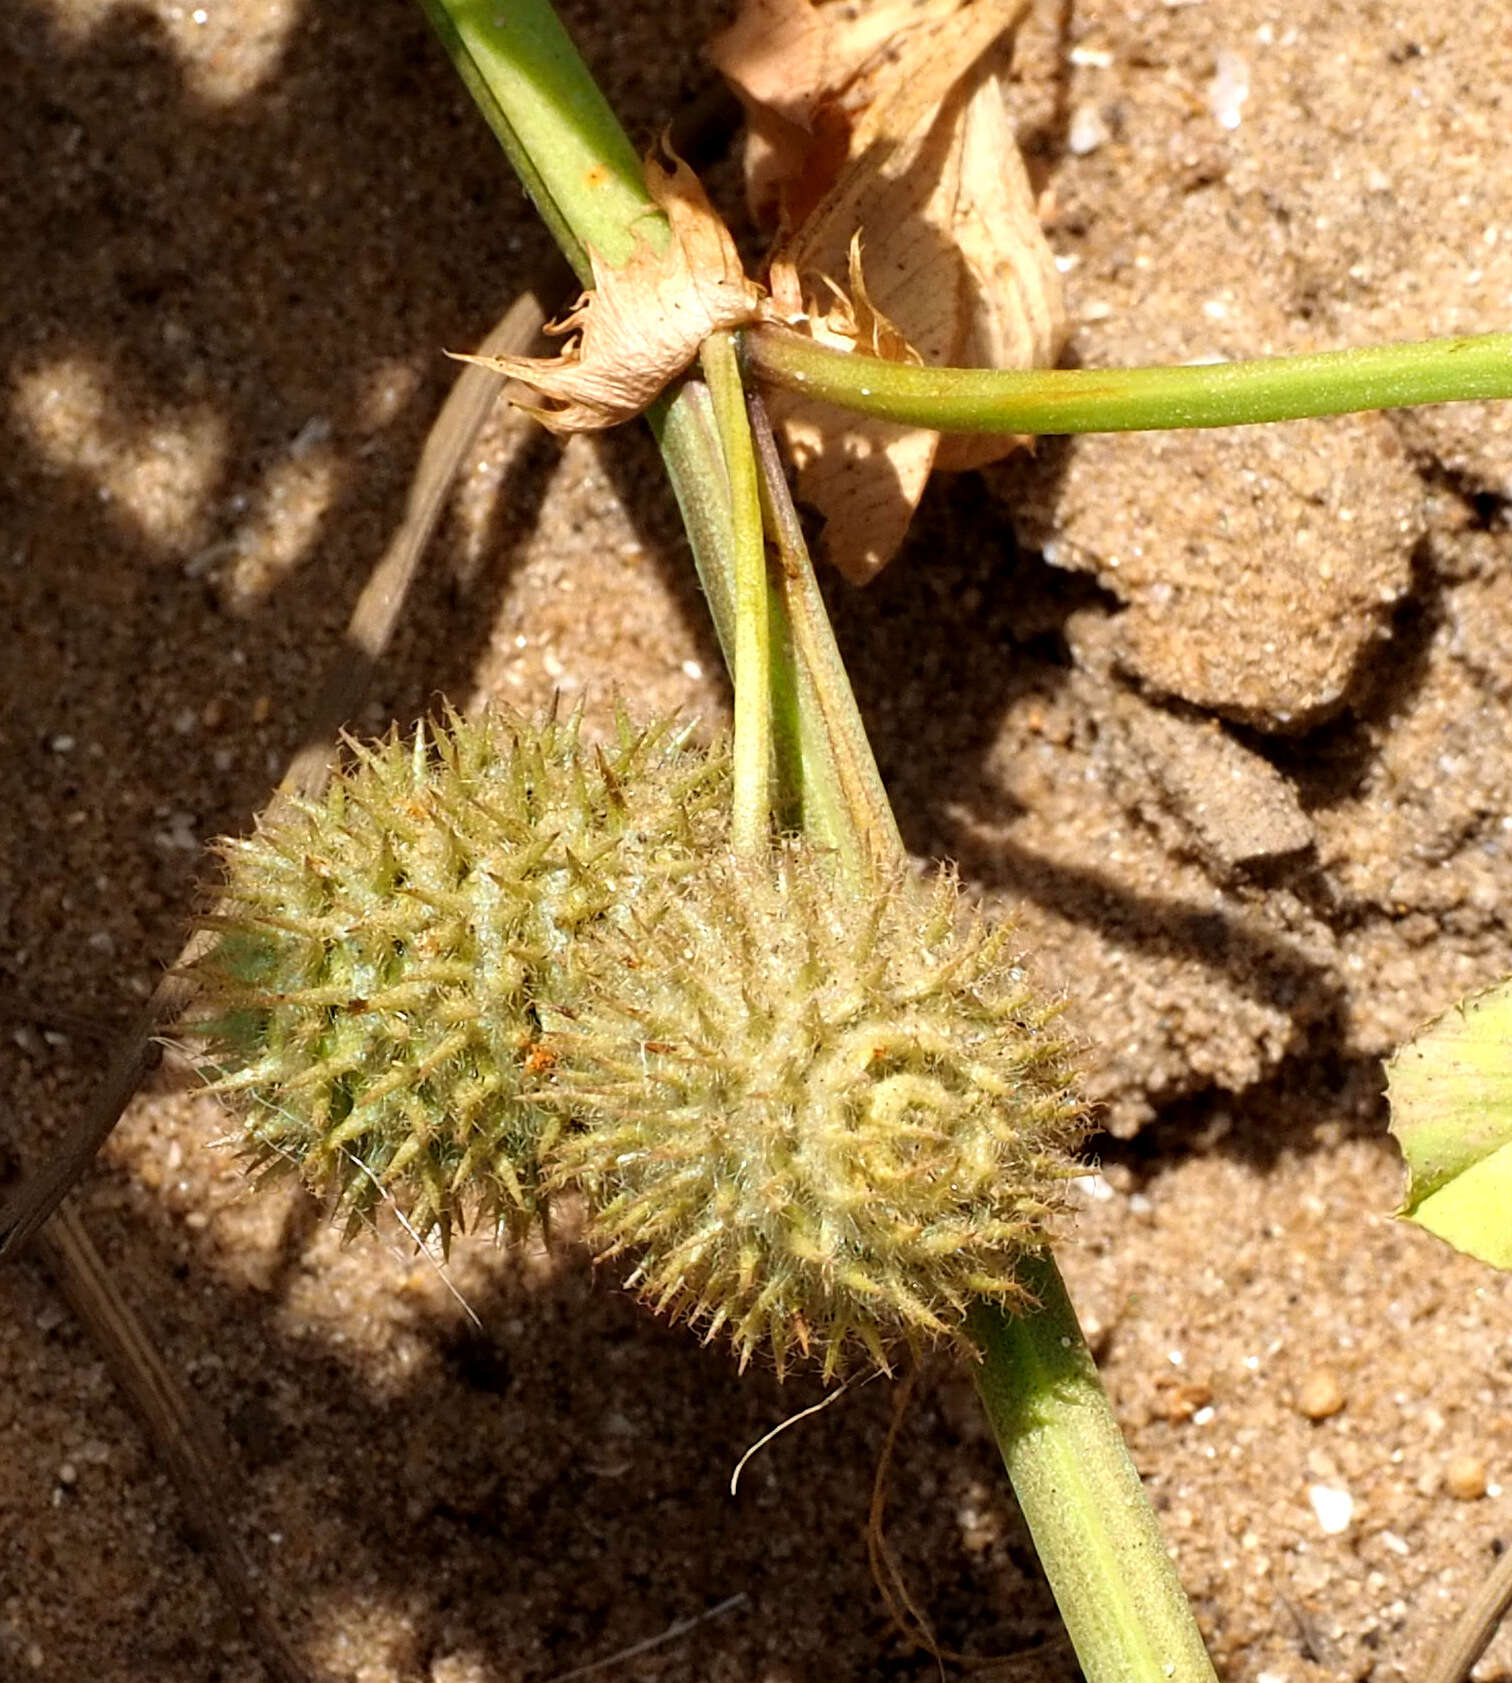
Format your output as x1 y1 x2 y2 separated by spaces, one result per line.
187 706 728 1241
544 842 1088 1377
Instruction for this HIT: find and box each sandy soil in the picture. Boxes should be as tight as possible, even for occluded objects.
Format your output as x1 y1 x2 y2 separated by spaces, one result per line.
4 2 1512 1681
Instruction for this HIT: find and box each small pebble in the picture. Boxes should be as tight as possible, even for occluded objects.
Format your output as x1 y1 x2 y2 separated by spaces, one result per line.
12 1024 44 1058
1296 1370 1347 1420
1068 101 1111 156
290 415 331 457
1445 1455 1489 1502
1207 48 1250 130
1308 1482 1354 1535
1154 1379 1213 1423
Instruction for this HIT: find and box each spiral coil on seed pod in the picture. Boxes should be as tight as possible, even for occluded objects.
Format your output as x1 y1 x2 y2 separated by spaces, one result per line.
539 840 1088 1378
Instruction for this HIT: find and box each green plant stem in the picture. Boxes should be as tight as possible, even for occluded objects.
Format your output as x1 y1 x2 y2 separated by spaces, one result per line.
645 388 737 657
744 321 1512 434
700 331 771 858
415 0 660 281
970 1259 1219 1683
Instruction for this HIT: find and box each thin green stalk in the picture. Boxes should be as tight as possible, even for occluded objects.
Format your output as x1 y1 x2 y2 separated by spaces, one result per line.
419 0 782 833
700 331 771 858
422 0 802 827
744 321 1512 434
649 383 805 842
970 1258 1219 1683
646 387 737 657
747 391 902 883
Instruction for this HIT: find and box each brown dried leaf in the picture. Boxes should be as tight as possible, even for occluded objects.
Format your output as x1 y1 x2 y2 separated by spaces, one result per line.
715 0 1066 583
707 0 827 233
455 156 766 433
709 0 962 235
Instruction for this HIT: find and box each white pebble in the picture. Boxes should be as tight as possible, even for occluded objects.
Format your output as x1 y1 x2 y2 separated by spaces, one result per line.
1307 1483 1354 1534
1068 102 1111 156
1207 50 1250 130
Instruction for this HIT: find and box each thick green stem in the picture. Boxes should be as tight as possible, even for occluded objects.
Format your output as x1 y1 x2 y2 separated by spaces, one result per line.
700 331 771 858
970 1257 1218 1683
416 0 660 281
745 321 1512 434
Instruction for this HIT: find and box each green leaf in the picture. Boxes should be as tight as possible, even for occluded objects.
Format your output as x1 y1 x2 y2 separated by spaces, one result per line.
1387 980 1512 1271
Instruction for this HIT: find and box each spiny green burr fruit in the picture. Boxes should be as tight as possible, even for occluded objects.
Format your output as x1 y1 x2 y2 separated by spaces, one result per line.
539 841 1088 1379
184 705 729 1244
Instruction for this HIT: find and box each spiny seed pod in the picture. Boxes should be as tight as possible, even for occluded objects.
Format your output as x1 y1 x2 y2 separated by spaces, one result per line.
185 705 728 1243
540 841 1087 1379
